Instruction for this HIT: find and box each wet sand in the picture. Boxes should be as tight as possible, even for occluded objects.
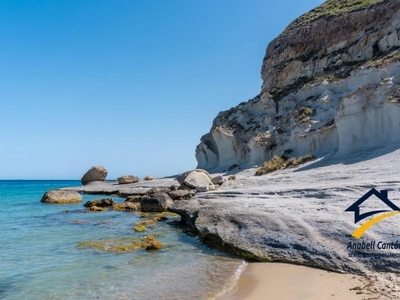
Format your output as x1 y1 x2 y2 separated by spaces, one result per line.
220 263 370 300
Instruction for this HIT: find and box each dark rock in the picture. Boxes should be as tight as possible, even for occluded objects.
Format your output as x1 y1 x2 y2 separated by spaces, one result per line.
170 184 180 191
212 175 224 185
81 166 108 185
140 192 173 212
83 198 115 208
145 188 170 195
113 202 140 211
125 195 143 203
168 189 195 200
89 206 108 211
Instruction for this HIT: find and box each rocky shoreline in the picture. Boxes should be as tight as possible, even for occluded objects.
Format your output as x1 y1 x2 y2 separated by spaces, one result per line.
39 1 400 298
40 144 400 298
48 150 399 274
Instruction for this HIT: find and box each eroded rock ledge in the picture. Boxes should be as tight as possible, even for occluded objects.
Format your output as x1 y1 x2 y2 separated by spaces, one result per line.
171 149 400 277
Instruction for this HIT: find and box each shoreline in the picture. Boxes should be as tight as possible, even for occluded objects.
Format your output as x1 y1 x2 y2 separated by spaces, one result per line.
60 151 400 300
219 262 369 300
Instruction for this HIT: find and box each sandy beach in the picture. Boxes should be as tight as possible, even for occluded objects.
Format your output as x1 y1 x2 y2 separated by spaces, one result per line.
221 263 368 300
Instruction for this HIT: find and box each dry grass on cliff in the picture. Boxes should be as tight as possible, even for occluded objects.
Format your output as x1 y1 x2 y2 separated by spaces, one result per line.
283 0 386 34
255 154 315 176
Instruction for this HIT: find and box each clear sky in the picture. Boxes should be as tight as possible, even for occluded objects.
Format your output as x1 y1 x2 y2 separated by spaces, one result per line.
0 0 325 179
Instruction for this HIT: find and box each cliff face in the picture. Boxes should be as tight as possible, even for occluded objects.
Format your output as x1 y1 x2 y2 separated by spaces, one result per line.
196 0 400 171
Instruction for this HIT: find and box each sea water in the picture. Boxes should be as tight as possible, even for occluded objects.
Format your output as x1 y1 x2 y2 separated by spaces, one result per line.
0 180 245 300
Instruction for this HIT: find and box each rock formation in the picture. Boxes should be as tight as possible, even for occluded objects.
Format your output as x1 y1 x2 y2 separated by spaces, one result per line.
177 169 215 191
83 198 115 208
41 190 83 204
81 166 108 185
117 175 139 184
140 192 173 212
196 0 400 171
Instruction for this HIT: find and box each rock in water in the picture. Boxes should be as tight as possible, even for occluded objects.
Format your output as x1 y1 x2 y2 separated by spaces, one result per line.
125 195 143 203
81 166 108 185
117 175 139 184
41 190 83 204
140 192 173 212
83 198 115 207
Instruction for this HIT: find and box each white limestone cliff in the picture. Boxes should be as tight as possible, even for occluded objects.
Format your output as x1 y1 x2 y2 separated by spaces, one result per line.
196 0 400 171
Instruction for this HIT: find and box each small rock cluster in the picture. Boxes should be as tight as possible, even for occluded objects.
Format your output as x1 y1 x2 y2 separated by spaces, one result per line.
82 198 140 212
41 168 227 214
81 166 155 186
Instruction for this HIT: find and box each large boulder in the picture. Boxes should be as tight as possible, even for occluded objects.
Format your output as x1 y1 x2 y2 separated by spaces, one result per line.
83 198 115 208
81 166 108 185
140 192 173 212
177 169 214 190
117 175 139 184
41 190 83 204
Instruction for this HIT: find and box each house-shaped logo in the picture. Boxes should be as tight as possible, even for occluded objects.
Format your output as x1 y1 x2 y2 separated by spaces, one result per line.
345 188 400 238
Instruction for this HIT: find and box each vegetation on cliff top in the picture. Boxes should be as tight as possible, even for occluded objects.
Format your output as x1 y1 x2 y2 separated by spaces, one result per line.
282 0 386 35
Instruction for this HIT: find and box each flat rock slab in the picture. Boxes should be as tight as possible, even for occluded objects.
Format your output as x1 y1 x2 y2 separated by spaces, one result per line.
170 147 400 275
64 178 179 197
41 190 83 204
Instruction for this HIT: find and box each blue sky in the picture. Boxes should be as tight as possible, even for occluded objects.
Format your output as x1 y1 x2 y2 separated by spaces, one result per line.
0 0 324 179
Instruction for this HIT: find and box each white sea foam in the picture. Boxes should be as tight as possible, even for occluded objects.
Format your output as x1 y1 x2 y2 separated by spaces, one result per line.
211 260 248 300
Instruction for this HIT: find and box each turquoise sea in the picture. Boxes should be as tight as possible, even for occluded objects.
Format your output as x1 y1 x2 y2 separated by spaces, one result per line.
0 180 245 300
